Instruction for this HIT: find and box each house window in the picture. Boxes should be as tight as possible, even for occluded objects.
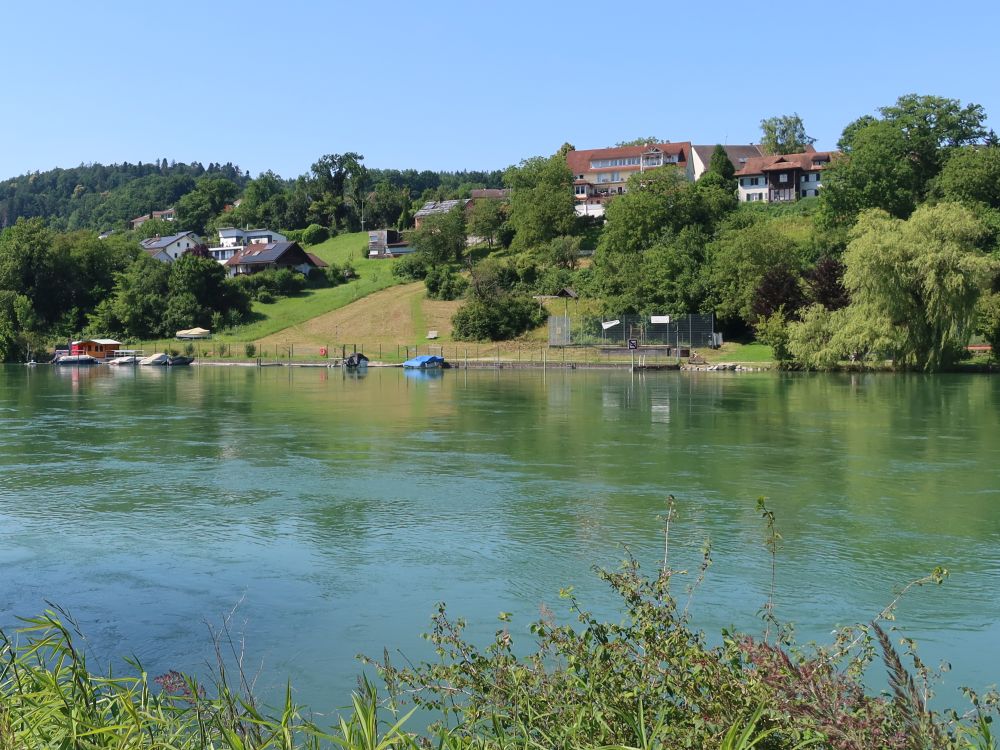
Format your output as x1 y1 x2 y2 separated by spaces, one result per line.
778 173 788 183
752 176 760 186
801 190 808 198
574 185 587 195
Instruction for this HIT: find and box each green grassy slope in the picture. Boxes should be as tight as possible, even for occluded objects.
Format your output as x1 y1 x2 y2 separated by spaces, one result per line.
217 232 403 342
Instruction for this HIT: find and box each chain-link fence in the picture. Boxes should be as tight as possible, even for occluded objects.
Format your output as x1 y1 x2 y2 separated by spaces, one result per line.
549 314 718 348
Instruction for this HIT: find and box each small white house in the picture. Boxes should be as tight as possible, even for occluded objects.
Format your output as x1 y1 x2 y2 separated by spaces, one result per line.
139 231 200 262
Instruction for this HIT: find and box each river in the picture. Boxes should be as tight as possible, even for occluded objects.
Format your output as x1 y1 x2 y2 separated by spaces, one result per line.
1 364 997 712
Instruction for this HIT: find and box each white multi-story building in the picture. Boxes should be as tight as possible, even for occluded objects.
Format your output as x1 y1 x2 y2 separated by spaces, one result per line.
566 142 693 216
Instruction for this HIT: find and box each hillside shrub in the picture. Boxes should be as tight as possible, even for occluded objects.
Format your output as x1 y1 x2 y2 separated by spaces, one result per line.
392 254 428 281
451 294 546 341
232 268 307 301
301 223 330 246
424 266 468 300
323 263 344 286
755 308 794 367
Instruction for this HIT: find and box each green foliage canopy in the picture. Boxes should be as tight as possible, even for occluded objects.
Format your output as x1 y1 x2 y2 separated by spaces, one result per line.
412 205 467 264
790 203 997 370
759 113 815 155
504 152 576 251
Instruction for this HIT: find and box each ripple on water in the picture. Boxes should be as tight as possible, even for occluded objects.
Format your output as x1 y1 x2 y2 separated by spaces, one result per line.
1 366 999 711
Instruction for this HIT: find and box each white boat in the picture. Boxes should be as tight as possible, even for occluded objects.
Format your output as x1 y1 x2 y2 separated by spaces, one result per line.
108 355 140 365
139 353 170 366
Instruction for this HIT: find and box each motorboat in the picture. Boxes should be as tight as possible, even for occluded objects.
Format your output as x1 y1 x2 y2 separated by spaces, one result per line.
139 353 170 366
344 352 369 369
53 354 99 365
166 355 194 366
108 355 140 365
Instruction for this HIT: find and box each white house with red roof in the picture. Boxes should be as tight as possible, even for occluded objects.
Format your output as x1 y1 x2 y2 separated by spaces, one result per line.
565 142 693 216
734 149 837 203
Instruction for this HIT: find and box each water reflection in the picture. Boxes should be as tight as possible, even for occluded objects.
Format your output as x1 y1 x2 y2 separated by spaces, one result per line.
0 366 997 712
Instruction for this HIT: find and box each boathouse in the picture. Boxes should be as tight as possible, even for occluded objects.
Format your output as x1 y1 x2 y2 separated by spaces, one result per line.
70 339 122 359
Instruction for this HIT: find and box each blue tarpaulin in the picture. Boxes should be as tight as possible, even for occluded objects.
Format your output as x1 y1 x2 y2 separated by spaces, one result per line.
402 355 445 368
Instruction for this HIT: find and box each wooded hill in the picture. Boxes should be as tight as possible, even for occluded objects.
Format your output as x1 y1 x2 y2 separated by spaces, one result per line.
0 158 503 234
0 161 249 232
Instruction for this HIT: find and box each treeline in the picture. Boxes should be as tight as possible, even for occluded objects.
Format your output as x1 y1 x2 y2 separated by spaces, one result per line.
0 160 249 232
0 154 502 236
0 219 262 360
405 94 1000 369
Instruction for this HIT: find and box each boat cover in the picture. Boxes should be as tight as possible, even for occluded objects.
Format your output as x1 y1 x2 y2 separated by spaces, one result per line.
402 355 444 368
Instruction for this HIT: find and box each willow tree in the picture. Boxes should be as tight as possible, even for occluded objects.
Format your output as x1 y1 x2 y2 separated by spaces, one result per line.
796 203 997 370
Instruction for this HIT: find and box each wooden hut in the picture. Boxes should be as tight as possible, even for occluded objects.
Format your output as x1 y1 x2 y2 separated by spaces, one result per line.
70 339 122 360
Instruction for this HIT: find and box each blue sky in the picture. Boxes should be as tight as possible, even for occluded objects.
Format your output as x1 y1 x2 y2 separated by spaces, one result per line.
3 0 998 180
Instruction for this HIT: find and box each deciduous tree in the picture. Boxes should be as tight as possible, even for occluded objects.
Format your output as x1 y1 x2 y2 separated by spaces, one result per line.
791 203 997 370
412 205 467 264
759 114 815 155
598 168 715 256
467 198 505 250
504 153 576 251
703 218 802 326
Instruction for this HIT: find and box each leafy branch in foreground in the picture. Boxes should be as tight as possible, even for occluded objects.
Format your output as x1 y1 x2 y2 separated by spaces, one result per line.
365 498 998 750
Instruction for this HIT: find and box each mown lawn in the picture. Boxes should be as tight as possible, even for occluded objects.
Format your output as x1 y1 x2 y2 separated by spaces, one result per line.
698 341 774 363
216 232 404 342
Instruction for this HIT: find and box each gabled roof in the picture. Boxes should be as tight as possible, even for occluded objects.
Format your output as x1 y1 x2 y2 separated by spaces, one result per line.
306 252 328 268
140 231 197 250
225 241 317 267
691 144 763 168
415 199 471 218
734 151 838 176
566 142 691 176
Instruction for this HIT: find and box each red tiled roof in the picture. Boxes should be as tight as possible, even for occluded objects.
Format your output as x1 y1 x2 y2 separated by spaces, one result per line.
566 142 691 176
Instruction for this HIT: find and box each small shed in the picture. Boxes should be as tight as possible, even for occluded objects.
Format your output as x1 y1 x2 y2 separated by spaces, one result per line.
70 339 121 359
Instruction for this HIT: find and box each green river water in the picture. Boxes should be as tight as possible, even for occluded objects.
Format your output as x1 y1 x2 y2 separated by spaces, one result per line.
0 364 997 712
